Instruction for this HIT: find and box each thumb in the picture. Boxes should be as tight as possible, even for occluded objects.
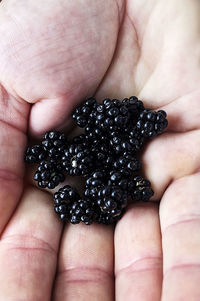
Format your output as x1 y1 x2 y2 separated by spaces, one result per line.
29 88 87 137
0 0 121 137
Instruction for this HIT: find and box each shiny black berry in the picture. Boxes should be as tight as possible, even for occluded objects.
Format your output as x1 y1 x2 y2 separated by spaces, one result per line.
42 131 67 158
137 109 168 138
128 176 154 202
24 145 47 163
34 159 65 189
61 141 94 176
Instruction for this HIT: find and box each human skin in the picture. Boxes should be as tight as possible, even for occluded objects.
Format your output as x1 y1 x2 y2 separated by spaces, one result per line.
0 0 200 300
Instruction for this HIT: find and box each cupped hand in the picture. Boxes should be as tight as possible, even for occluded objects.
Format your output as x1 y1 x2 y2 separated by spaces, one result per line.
0 0 200 300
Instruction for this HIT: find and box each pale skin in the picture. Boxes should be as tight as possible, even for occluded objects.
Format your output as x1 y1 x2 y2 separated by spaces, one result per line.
0 0 200 300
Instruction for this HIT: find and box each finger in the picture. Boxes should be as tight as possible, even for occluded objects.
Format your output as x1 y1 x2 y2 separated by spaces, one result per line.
161 90 200 132
53 223 114 301
142 130 200 200
0 0 121 136
0 86 28 233
115 202 162 301
160 172 200 300
0 186 62 300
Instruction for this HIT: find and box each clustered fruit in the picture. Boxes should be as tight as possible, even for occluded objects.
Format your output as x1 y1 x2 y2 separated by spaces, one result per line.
25 96 168 225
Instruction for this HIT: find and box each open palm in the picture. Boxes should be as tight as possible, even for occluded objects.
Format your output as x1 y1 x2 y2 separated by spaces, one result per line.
0 0 200 300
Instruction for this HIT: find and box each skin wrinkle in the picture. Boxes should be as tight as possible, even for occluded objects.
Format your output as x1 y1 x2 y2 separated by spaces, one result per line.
164 263 200 276
127 2 161 96
0 234 57 257
0 169 23 182
0 85 29 132
161 216 200 235
57 266 113 284
125 12 141 70
93 1 124 98
0 118 27 135
115 255 163 276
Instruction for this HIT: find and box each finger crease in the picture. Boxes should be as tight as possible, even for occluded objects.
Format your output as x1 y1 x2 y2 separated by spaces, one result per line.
0 234 57 257
164 262 200 277
115 255 162 277
57 266 113 284
162 215 200 235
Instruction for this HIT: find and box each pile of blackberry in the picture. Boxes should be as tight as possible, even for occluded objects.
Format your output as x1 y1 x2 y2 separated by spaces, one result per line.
25 96 168 225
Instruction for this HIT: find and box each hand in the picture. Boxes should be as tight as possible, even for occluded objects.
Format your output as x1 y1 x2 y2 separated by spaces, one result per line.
0 0 199 300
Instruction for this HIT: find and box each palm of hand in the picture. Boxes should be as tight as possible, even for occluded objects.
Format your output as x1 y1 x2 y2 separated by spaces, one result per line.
0 0 200 300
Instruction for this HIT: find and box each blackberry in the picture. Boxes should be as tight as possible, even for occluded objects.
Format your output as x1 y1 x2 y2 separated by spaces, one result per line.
68 198 96 225
72 97 97 128
113 155 141 176
95 208 124 225
122 96 144 122
125 126 145 152
128 176 154 202
34 159 65 189
137 109 168 138
85 121 105 140
85 171 128 223
24 144 47 163
54 185 96 225
109 127 145 154
54 185 80 221
84 171 105 199
97 184 128 213
90 139 113 171
101 98 130 131
24 95 168 226
42 131 67 158
61 141 94 176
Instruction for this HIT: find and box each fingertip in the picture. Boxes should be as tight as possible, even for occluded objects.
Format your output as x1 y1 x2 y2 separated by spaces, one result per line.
29 97 77 138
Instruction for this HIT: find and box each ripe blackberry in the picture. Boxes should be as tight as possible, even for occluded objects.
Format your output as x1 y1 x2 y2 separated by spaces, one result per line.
61 141 94 176
24 144 47 163
125 126 145 152
84 171 105 199
24 96 168 226
85 171 128 223
42 130 67 158
136 109 168 138
109 127 145 154
128 176 154 202
90 139 113 171
68 198 96 225
72 97 97 128
113 155 141 176
122 96 144 122
34 159 65 189
100 98 130 131
97 184 128 213
85 120 105 140
54 185 80 221
95 208 124 225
